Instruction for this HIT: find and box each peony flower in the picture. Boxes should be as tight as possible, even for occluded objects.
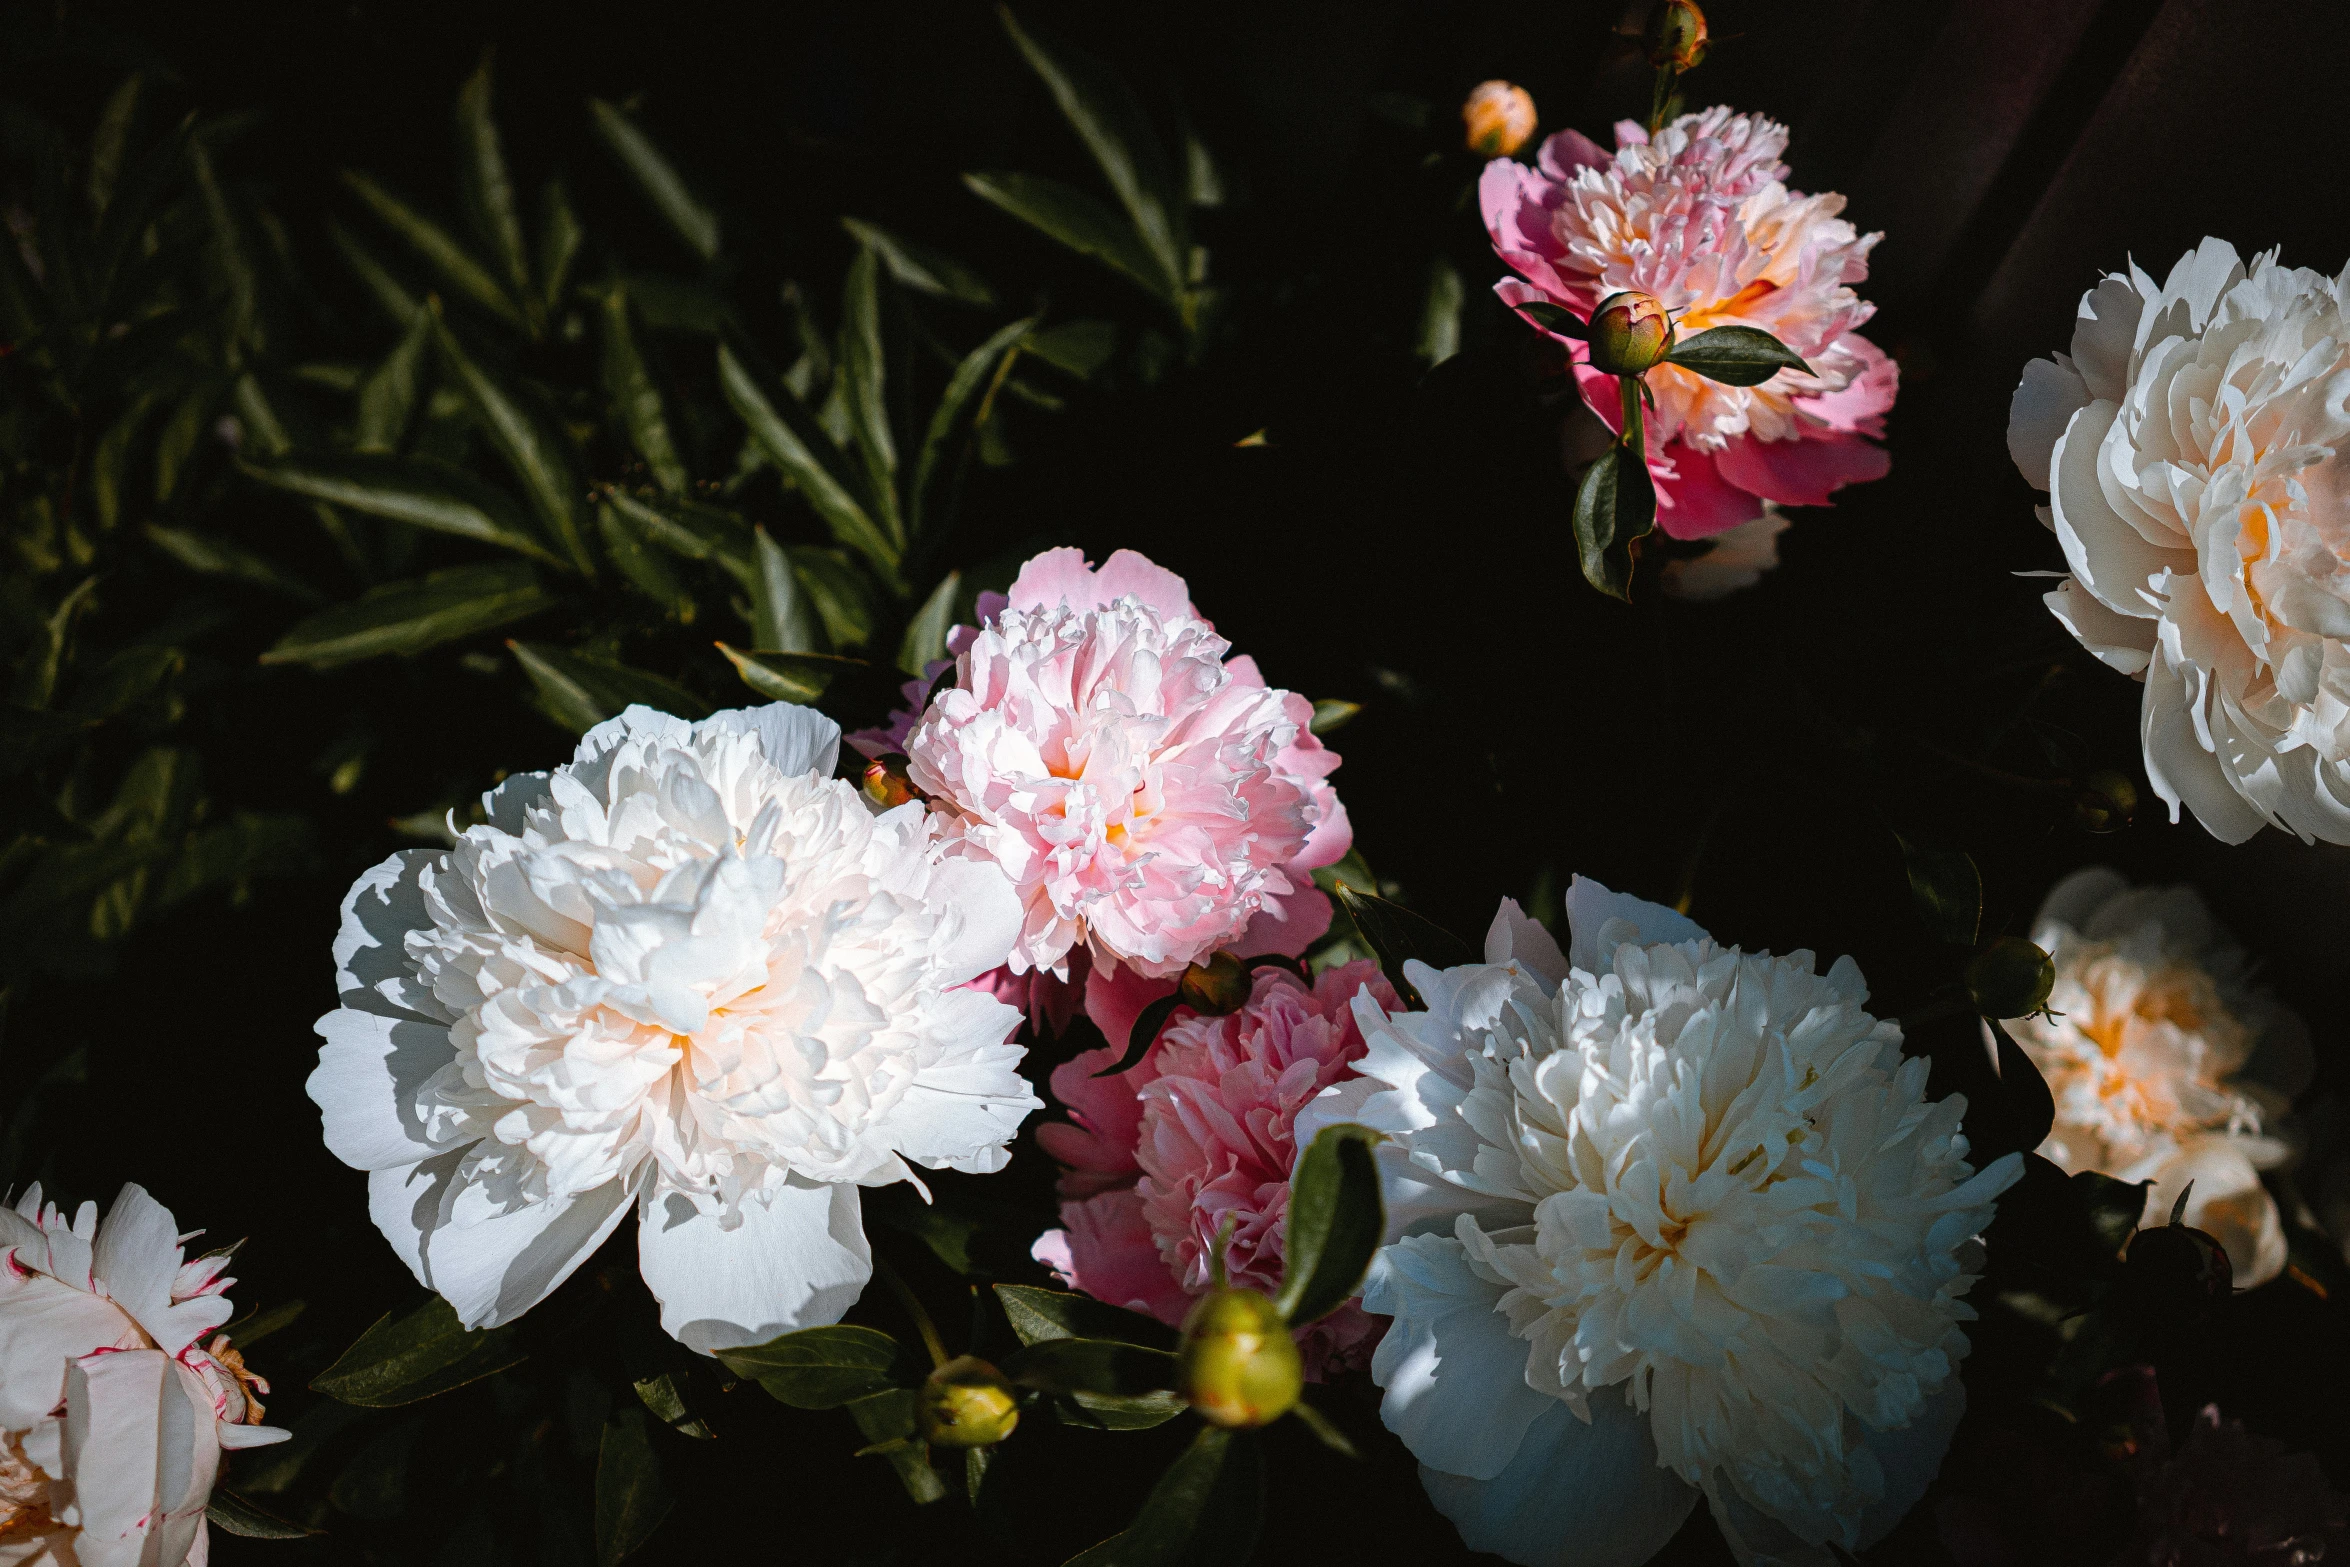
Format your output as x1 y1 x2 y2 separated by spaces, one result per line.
309 702 1033 1353
0 1184 288 1567
1308 880 2019 1567
2012 867 2306 1288
2009 238 2350 843
895 548 1348 982
1463 81 1538 159
1484 107 1896 539
1032 962 1396 1376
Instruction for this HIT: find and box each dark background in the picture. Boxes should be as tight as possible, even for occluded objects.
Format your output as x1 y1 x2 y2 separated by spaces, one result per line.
7 0 2349 1561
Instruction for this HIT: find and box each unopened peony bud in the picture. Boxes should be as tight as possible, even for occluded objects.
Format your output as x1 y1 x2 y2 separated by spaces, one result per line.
918 1356 1020 1448
2071 769 2138 833
1461 80 1537 158
1176 950 1251 1015
862 754 923 810
1967 937 2055 1019
1646 1 1709 70
1586 291 1675 377
2123 1220 2233 1311
1176 1287 1303 1428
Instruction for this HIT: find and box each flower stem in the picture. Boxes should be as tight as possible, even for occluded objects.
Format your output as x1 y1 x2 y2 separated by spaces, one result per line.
874 1253 951 1371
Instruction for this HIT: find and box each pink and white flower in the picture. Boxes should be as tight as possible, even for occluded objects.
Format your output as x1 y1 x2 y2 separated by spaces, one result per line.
1032 961 1396 1376
0 1184 287 1567
1484 107 1896 538
896 548 1348 982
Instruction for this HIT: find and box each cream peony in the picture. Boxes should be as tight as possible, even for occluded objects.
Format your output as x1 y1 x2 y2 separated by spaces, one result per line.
0 1184 287 1567
2013 867 2305 1288
2009 238 2350 843
1303 881 2018 1567
309 702 1034 1353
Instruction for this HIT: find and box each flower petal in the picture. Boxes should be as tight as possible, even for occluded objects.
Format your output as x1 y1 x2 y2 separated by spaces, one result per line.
1419 1395 1699 1567
637 1178 872 1354
699 700 842 778
309 1007 458 1173
1563 875 1705 975
1363 1233 1555 1481
90 1187 227 1359
423 1175 634 1331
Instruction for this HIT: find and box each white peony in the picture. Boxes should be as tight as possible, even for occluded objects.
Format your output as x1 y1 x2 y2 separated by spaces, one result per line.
309 702 1034 1353
2009 237 2350 843
2013 867 2306 1288
1301 880 2018 1567
0 1184 287 1567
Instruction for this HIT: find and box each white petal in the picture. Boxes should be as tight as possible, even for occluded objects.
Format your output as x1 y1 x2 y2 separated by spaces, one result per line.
1363 1233 1555 1481
422 1176 634 1330
889 991 1038 1172
91 1187 226 1359
1563 876 1706 975
2142 651 2268 843
2006 357 2089 489
1854 1378 1966 1548
63 1348 218 1567
0 1273 130 1430
2044 579 2155 676
1419 1395 1699 1567
574 703 698 763
215 1422 291 1450
332 850 448 1022
308 1008 457 1173
922 857 1023 986
698 701 842 778
638 1178 872 1354
2149 1139 2288 1288
1483 898 1569 988
366 1154 460 1288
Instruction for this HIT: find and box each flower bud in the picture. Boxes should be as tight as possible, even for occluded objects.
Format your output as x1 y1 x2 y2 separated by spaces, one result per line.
2122 1220 2233 1311
1585 291 1676 377
2071 769 2138 833
1176 950 1251 1015
861 754 923 810
1966 937 2055 1019
1645 1 1709 70
917 1356 1020 1448
1176 1287 1303 1428
1461 80 1538 158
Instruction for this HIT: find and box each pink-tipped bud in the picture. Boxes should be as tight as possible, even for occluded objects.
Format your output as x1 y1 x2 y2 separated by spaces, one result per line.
1461 81 1537 158
1176 1287 1303 1429
1586 291 1676 377
1646 1 1709 70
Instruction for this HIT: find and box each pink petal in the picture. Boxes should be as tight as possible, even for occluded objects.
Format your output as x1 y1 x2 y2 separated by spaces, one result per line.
1536 128 1612 180
1042 1191 1193 1327
1652 446 1769 541
1712 428 1891 507
1801 334 1899 438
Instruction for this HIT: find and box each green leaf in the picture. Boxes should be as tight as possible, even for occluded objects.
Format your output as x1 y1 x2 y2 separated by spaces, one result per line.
1513 299 1588 341
841 218 995 308
1986 1018 2057 1155
595 501 694 620
536 179 584 320
88 74 143 218
1002 1337 1177 1397
1308 699 1359 736
1418 257 1465 366
356 305 434 454
327 219 421 327
453 53 539 336
594 1408 673 1567
2072 1171 2151 1260
262 563 553 667
1023 318 1119 381
509 641 708 734
897 571 961 677
846 1389 949 1505
753 528 819 652
601 287 689 493
836 246 904 546
1064 1425 1264 1567
1273 1124 1384 1326
715 644 861 704
717 343 900 584
631 1374 715 1440
429 308 596 573
189 140 259 363
153 383 217 504
589 100 720 262
792 548 878 649
998 8 1185 298
714 1324 902 1409
92 387 164 531
1330 883 1473 1010
964 172 1172 302
1893 832 1982 946
222 1298 307 1349
1573 442 1656 601
913 316 1034 537
206 1488 316 1539
242 453 563 566
1287 1401 1359 1459
604 489 755 588
144 525 322 604
994 1284 1176 1351
341 170 525 331
1663 324 1811 387
310 1296 525 1407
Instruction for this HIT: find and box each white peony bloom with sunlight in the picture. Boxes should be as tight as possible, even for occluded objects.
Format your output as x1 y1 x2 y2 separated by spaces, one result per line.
1298 880 2019 1567
2013 867 2307 1288
309 703 1034 1354
2009 238 2350 843
0 1184 287 1567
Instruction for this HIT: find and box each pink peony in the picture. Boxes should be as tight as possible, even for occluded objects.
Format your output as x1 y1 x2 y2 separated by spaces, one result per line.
897 548 1348 981
1483 107 1896 538
1033 961 1395 1377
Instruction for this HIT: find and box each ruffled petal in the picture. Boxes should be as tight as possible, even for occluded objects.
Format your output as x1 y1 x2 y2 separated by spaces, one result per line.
637 1179 872 1354
1419 1395 1700 1567
1363 1233 1554 1480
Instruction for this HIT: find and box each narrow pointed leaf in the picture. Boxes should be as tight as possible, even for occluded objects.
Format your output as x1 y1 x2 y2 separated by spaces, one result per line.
536 179 584 318
1893 832 1982 947
1022 318 1118 380
1064 1425 1264 1567
261 563 552 666
897 571 960 676
792 547 877 649
994 1285 1176 1351
145 525 323 604
509 642 708 734
601 287 688 492
189 141 258 362
964 172 1171 302
593 1408 673 1567
913 316 1034 535
242 453 562 565
328 219 421 326
596 501 694 619
753 528 818 652
589 100 720 262
714 1324 901 1409
841 217 995 308
1001 1337 1177 1397
837 246 903 545
1512 299 1588 341
356 306 434 454
341 170 525 331
717 343 899 583
206 1489 315 1539
846 1389 948 1505
1987 1019 2057 1154
1330 883 1472 1010
310 1297 525 1406
1663 324 1811 386
714 644 861 704
431 309 596 573
604 489 755 588
88 74 143 218
1273 1124 1384 1326
454 54 538 334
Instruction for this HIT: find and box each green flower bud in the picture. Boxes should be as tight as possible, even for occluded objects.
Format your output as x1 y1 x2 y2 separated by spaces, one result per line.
1176 950 1252 1015
1176 1287 1303 1428
861 755 923 811
917 1356 1020 1448
1646 1 1709 70
1966 937 2055 1020
2071 769 2138 834
1586 291 1676 377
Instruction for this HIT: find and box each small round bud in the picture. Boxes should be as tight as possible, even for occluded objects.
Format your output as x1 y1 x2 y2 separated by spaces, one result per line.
1586 291 1676 377
1461 80 1538 159
861 754 922 810
1645 1 1709 70
2070 769 2138 834
1966 937 2055 1020
1176 950 1251 1015
1176 1287 1303 1428
2122 1220 2233 1310
917 1356 1020 1448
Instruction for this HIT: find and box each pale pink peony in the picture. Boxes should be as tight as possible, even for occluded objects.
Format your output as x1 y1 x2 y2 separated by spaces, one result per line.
1033 962 1395 1377
1483 107 1896 538
899 548 1348 981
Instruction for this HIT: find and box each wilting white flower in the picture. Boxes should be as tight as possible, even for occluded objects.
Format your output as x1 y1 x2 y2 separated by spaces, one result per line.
1302 881 2018 1567
0 1184 287 1567
309 703 1033 1353
2014 867 2306 1288
2009 238 2350 843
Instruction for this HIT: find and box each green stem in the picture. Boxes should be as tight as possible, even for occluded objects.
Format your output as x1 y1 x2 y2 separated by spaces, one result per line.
1618 375 1645 461
873 1253 950 1371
